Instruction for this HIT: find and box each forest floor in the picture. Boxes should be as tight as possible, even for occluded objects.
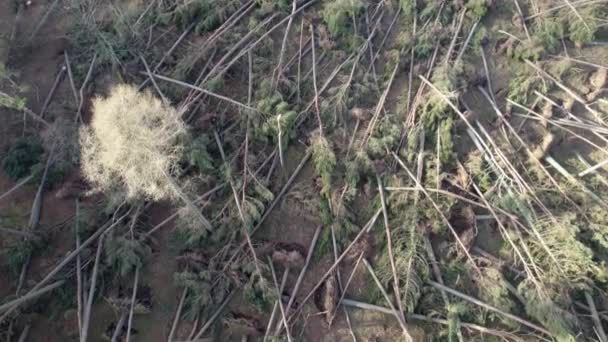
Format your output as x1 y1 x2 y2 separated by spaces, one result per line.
1 0 608 342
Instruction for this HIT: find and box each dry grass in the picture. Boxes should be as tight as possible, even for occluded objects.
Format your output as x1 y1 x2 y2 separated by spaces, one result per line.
80 84 187 201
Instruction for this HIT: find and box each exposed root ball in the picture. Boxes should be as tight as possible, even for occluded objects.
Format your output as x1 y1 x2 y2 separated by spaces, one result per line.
449 205 477 256
258 241 306 269
224 312 264 337
272 249 305 269
541 101 553 128
55 177 87 199
532 132 557 160
590 68 608 90
314 272 338 325
350 107 371 121
102 320 137 341
108 285 153 314
562 97 575 112
176 251 210 271
346 232 374 262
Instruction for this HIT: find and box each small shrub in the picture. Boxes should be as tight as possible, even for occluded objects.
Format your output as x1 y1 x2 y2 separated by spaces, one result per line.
537 18 564 53
0 92 26 111
509 37 546 61
159 0 241 34
0 63 28 111
2 138 43 180
568 14 596 48
242 275 275 312
253 94 297 154
465 0 489 19
310 132 336 196
366 116 401 159
174 270 231 319
67 2 150 76
184 134 214 172
518 281 578 342
321 0 363 37
375 216 428 313
399 0 416 17
174 206 210 248
105 234 151 277
507 68 548 105
4 238 47 276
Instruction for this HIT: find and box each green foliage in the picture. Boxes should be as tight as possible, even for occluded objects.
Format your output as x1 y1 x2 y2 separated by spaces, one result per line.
321 74 377 129
385 171 456 237
321 0 363 37
2 138 43 180
256 90 282 114
240 182 274 231
475 267 514 313
4 238 46 276
399 0 416 17
253 87 297 151
536 18 565 53
0 63 7 78
509 37 547 61
518 282 577 342
375 198 429 313
420 65 460 157
207 74 225 93
175 177 273 249
584 205 608 258
0 92 26 111
400 125 422 163
105 234 151 277
256 0 291 12
362 268 385 305
39 118 81 186
344 150 373 200
310 133 336 196
171 42 215 82
470 26 488 55
0 63 27 111
547 60 573 80
174 270 231 320
242 275 276 312
175 206 211 248
446 303 465 342
520 5 602 56
438 117 454 164
26 281 76 319
507 67 548 105
185 134 214 172
414 29 436 59
314 192 359 258
567 10 597 47
465 0 488 19
493 193 534 225
464 150 492 193
222 160 271 205
68 4 148 75
314 197 334 259
367 116 401 159
418 2 443 22
473 266 519 328
159 0 241 34
421 66 458 130
524 214 605 287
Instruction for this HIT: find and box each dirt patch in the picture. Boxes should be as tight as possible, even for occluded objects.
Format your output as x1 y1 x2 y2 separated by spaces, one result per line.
134 202 180 342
